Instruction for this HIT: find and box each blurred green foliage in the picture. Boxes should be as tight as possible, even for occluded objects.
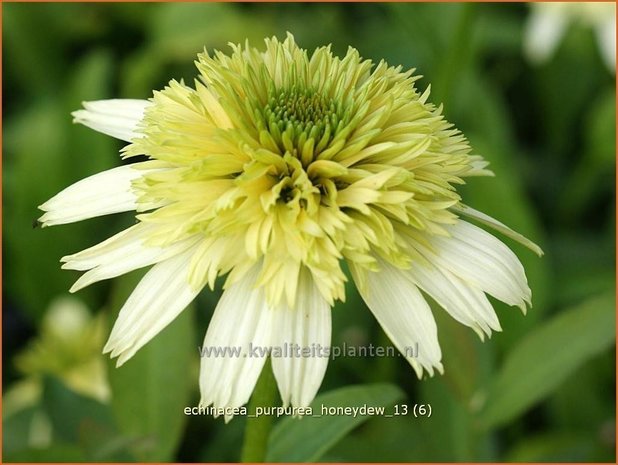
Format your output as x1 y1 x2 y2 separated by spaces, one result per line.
3 2 615 463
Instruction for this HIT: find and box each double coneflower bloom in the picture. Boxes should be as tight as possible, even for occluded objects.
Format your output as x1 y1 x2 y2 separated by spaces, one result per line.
40 34 541 417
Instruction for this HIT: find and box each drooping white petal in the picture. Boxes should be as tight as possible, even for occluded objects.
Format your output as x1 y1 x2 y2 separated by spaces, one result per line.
103 244 201 366
38 165 144 226
524 4 569 64
72 99 150 142
423 221 532 313
355 260 443 378
453 204 543 256
408 257 501 340
62 222 200 292
199 265 275 418
271 269 331 408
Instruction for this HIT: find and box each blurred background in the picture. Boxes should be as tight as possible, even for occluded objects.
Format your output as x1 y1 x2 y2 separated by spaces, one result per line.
3 2 616 462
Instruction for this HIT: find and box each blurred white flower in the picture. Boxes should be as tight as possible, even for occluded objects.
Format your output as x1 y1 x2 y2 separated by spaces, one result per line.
14 296 110 403
3 296 111 449
524 2 616 73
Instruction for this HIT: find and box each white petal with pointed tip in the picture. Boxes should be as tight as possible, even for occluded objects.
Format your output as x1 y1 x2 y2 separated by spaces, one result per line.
408 258 501 340
63 222 200 293
103 244 201 366
424 221 531 313
72 99 150 142
271 269 331 408
199 265 275 419
453 204 543 256
356 260 443 378
61 223 155 271
38 165 143 226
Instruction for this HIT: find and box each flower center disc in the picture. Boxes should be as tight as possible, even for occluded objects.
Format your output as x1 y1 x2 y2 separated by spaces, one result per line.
261 88 345 162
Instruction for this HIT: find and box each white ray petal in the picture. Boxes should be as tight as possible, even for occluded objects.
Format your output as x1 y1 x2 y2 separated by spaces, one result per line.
453 204 543 256
61 223 154 271
425 221 532 313
271 269 331 408
408 258 501 340
72 99 150 142
63 223 199 293
103 244 201 366
199 265 275 419
355 260 443 378
38 165 144 226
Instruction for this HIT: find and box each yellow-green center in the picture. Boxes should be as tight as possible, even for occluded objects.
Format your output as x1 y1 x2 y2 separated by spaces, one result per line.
258 88 349 161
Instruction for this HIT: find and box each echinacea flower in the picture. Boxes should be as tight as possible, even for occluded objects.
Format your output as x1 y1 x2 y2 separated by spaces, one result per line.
40 34 541 417
524 2 616 73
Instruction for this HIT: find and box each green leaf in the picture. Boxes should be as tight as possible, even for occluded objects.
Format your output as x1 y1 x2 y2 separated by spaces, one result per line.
2 406 46 455
266 383 405 462
505 432 596 462
417 376 492 462
42 376 116 444
322 415 425 462
39 376 136 461
4 444 86 462
479 292 616 429
107 272 196 462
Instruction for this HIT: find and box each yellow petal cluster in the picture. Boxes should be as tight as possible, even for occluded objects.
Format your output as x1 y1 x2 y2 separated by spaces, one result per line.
123 33 491 308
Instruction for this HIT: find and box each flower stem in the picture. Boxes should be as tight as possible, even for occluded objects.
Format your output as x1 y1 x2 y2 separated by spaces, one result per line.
240 359 278 463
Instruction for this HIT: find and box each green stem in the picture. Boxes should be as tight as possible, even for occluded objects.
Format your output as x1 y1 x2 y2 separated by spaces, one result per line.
240 359 278 463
